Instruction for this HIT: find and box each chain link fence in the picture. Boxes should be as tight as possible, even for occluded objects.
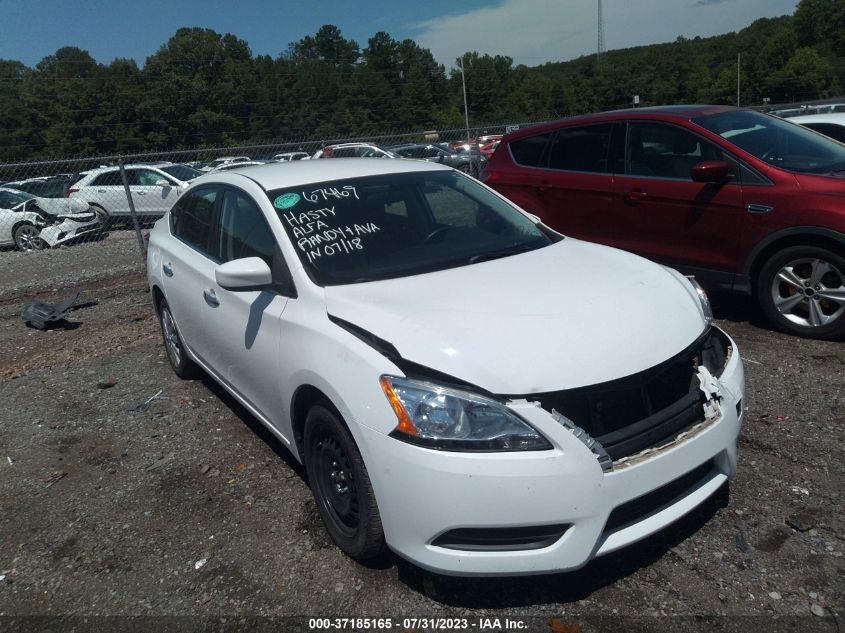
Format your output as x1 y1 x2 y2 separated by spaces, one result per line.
0 121 541 305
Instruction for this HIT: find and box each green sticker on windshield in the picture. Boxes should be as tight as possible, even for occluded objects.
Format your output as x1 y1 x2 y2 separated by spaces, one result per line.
274 193 300 209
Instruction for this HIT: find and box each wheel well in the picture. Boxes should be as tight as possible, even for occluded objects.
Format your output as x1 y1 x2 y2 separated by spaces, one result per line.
749 234 845 293
290 385 334 460
151 285 165 316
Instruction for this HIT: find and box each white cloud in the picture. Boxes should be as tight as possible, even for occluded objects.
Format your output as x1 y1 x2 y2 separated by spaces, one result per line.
412 0 798 69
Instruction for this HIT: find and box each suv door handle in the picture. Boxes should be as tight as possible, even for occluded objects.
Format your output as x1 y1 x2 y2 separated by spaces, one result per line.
537 180 551 193
203 289 220 307
135 191 148 196
626 188 648 201
162 263 173 277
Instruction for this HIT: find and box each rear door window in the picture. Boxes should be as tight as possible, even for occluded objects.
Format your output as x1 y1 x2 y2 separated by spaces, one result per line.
91 171 123 187
170 188 218 256
508 132 553 167
547 123 616 173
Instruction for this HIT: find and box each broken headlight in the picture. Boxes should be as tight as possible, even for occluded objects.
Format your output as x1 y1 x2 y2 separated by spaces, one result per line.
686 275 713 325
699 327 730 378
380 376 551 452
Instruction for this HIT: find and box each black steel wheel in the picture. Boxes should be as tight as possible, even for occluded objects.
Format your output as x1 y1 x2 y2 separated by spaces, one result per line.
303 404 385 561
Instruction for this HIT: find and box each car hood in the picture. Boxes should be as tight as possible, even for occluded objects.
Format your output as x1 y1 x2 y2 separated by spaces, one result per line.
323 239 707 394
30 196 90 216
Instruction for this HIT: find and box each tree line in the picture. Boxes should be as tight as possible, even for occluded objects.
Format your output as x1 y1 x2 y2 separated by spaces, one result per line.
0 0 842 162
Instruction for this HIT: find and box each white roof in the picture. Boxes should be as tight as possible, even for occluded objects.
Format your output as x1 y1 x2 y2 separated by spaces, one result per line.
788 113 845 125
191 157 452 191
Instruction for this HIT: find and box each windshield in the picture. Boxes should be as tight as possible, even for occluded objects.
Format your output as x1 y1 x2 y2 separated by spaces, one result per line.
268 170 553 286
694 110 845 175
161 164 202 182
0 189 34 207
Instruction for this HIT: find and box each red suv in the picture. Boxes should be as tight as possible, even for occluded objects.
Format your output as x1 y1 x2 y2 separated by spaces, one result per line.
482 106 845 339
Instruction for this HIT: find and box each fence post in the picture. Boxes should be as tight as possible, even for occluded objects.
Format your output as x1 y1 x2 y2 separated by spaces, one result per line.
117 157 147 265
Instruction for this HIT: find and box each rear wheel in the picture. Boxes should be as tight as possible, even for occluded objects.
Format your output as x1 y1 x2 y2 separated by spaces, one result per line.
303 404 386 561
757 245 845 340
13 223 46 251
158 298 196 378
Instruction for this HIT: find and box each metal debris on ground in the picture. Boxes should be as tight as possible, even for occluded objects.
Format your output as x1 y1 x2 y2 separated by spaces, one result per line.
194 558 207 570
42 470 67 488
21 290 82 330
124 389 164 413
146 453 174 471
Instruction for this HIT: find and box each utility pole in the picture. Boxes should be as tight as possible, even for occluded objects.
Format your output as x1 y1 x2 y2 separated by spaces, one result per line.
737 52 741 107
597 0 606 65
460 55 470 144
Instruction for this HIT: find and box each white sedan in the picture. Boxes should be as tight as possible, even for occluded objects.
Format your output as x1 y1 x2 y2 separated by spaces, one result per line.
0 188 100 251
146 159 744 576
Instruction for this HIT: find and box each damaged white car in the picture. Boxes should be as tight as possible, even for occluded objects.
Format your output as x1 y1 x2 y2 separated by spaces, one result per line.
147 159 745 576
0 188 100 251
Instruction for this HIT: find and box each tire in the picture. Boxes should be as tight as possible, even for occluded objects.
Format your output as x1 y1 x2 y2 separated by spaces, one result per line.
91 205 111 230
157 298 196 378
756 245 845 340
303 404 386 561
13 223 46 252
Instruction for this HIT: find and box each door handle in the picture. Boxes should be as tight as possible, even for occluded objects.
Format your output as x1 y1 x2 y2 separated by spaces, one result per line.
97 189 107 193
537 180 551 193
162 263 173 277
203 289 220 307
626 188 648 201
746 203 773 214
136 191 148 196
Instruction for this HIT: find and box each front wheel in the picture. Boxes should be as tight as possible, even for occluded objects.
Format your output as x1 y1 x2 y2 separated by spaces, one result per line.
14 223 46 251
303 405 386 561
757 245 845 340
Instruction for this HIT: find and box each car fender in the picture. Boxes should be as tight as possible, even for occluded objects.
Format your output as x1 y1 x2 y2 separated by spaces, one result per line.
743 225 845 279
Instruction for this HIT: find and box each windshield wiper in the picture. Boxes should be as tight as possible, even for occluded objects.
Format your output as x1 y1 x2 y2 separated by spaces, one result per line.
467 244 538 265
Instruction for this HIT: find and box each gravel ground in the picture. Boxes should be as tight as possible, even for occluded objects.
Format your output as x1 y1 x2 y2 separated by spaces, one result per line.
0 275 842 633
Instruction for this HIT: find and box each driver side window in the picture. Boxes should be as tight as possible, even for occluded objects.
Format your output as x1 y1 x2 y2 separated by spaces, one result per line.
215 189 276 266
626 122 726 180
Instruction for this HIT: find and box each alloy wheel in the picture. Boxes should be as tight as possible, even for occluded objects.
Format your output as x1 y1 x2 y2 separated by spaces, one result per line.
160 307 183 367
770 257 845 328
15 225 45 251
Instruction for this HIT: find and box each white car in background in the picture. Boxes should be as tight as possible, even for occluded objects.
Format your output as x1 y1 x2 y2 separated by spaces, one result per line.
312 143 397 159
69 164 198 225
146 159 744 576
209 161 266 173
788 113 845 144
0 187 100 251
200 156 251 172
272 152 309 162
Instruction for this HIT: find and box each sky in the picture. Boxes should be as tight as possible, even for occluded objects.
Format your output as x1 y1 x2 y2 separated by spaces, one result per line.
0 0 799 70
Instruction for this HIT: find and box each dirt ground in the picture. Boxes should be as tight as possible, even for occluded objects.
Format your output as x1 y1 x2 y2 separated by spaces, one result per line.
0 267 842 633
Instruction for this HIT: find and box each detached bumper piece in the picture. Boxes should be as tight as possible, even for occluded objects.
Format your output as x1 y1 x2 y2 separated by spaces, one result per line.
431 524 572 551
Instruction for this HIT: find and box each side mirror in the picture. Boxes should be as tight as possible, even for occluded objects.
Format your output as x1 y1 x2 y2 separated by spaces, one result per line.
691 160 730 183
215 257 273 291
155 179 171 187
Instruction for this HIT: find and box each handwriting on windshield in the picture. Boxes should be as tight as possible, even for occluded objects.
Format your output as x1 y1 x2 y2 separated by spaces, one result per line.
281 204 381 263
302 186 360 203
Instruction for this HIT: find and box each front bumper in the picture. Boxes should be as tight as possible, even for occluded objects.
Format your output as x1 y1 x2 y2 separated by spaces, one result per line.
357 328 744 576
39 217 101 247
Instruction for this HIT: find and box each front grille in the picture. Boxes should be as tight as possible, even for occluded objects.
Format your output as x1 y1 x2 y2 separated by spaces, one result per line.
603 458 716 534
517 329 716 461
